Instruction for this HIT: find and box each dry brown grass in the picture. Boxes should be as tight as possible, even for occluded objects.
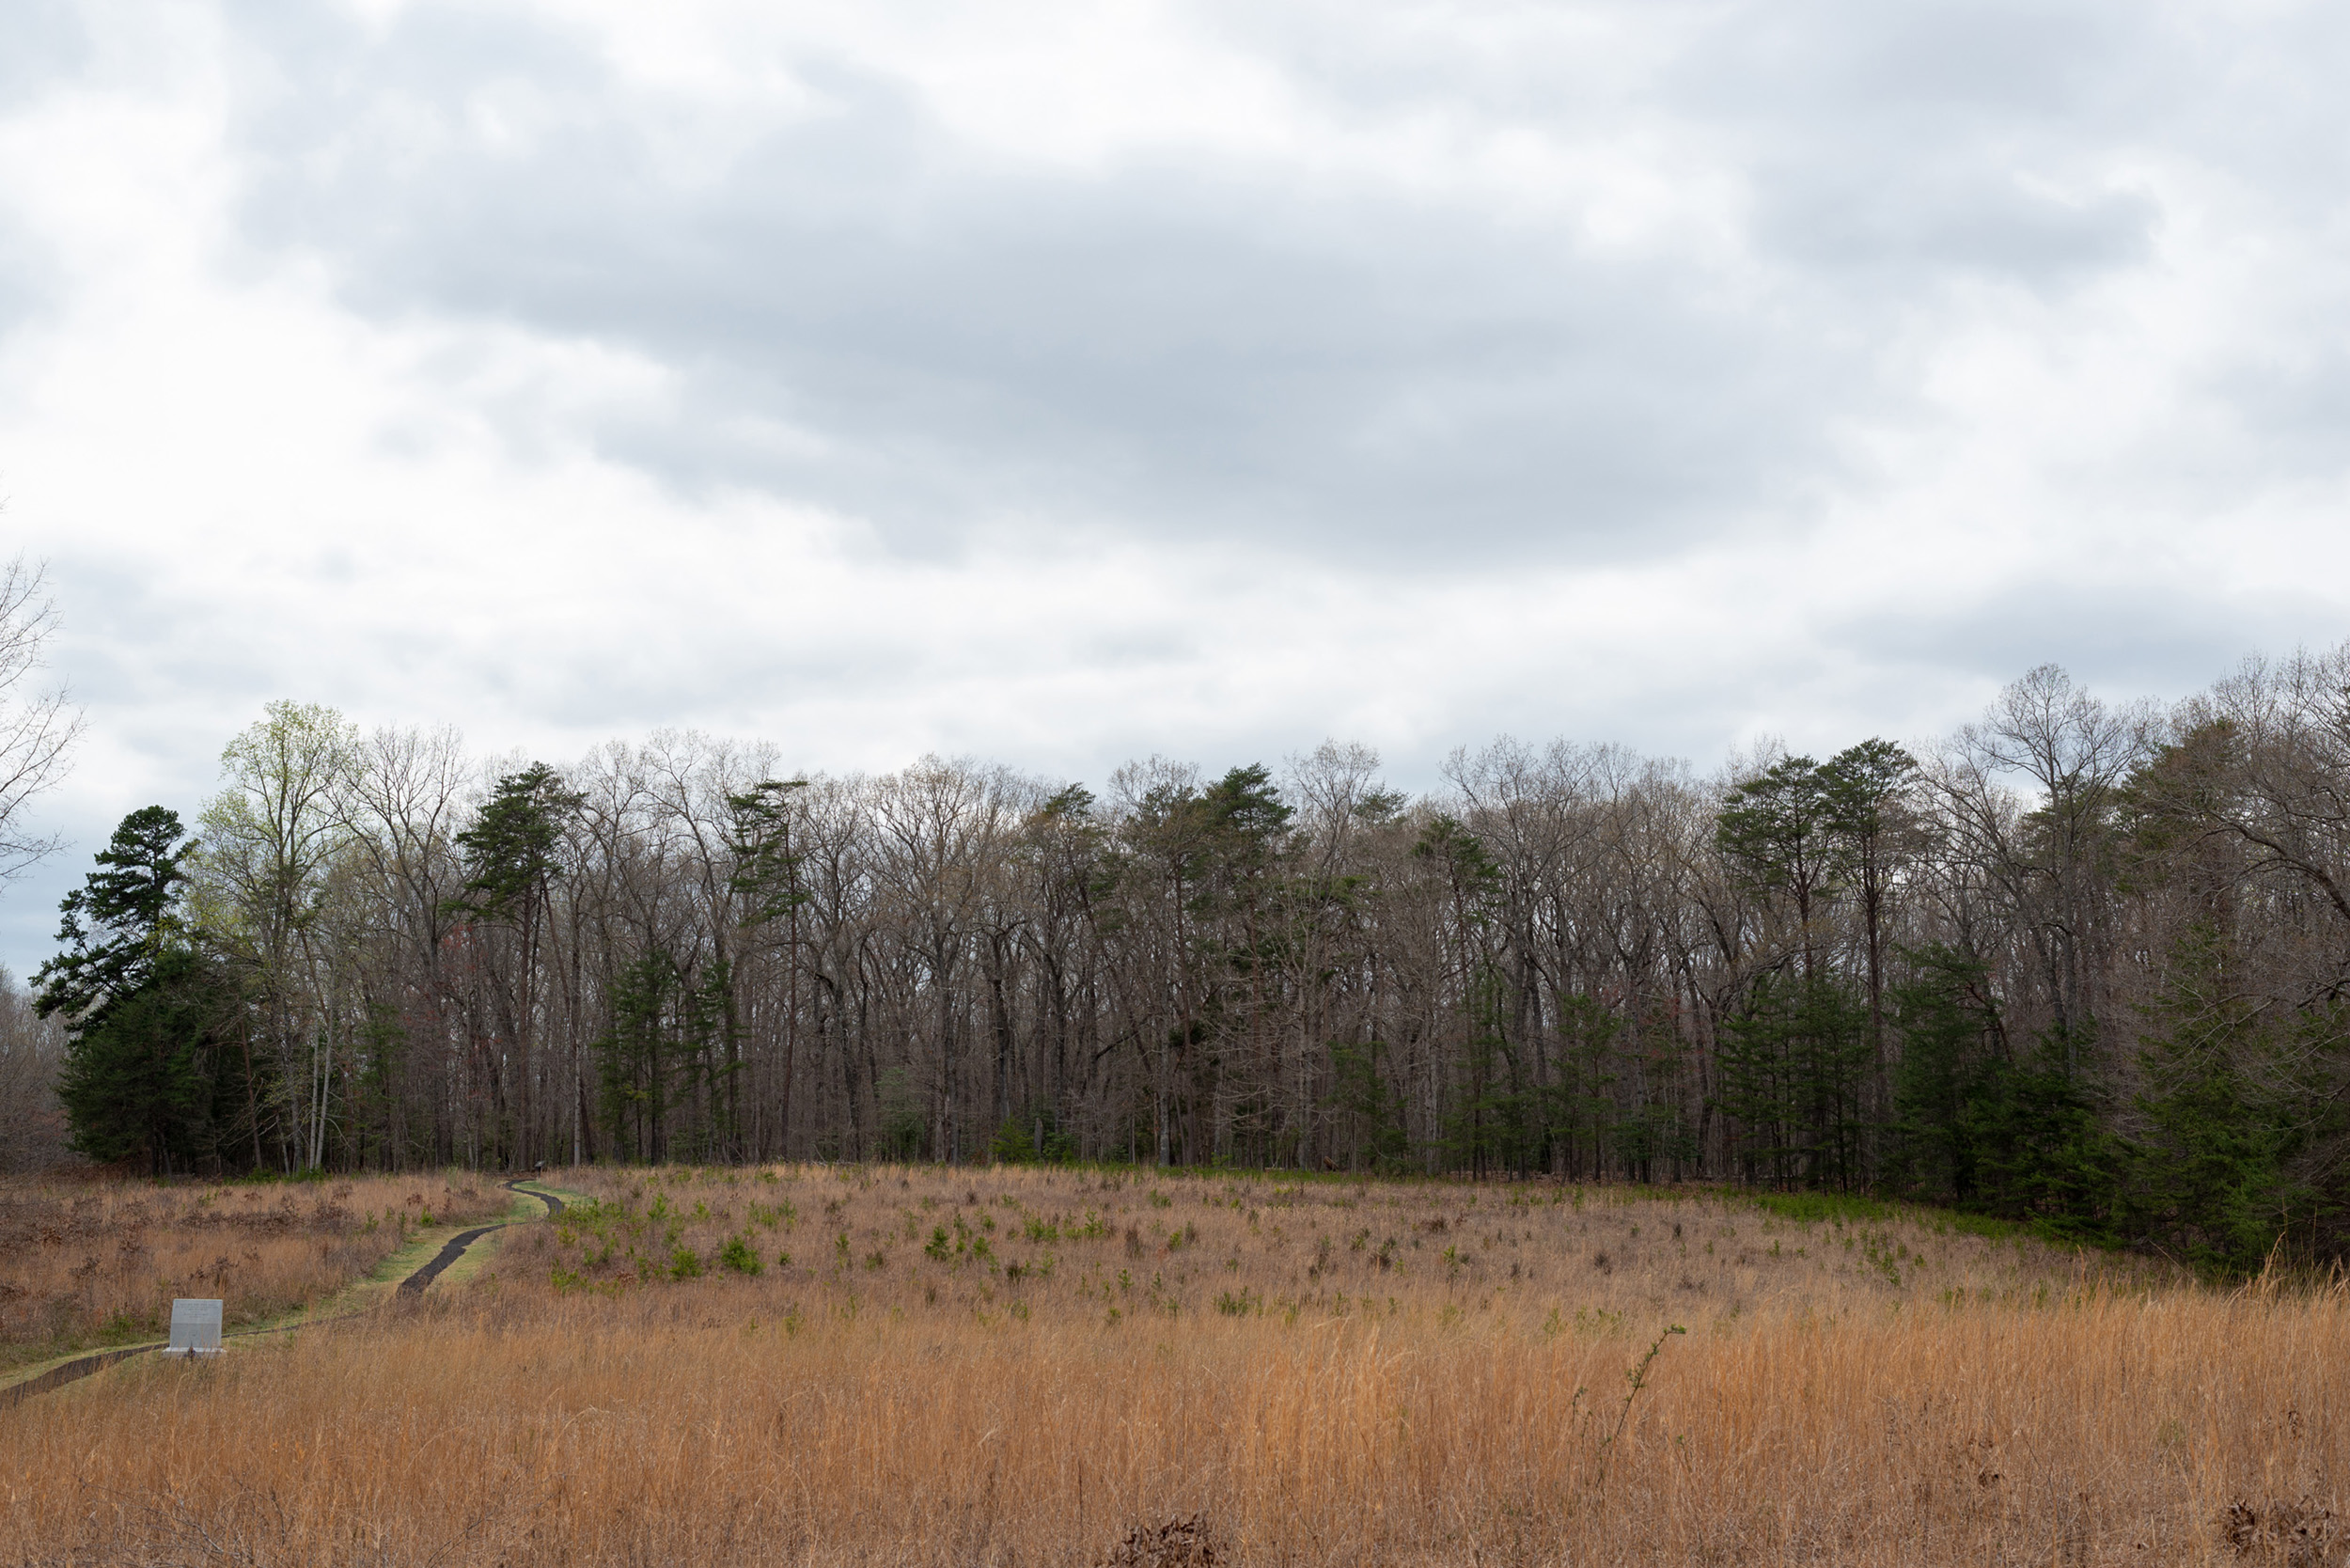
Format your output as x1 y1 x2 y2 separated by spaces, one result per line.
4 1165 2343 1566
528 1162 2180 1320
0 1170 508 1366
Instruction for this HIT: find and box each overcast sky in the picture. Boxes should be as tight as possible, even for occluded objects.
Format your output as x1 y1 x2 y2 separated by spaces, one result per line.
3 0 2348 972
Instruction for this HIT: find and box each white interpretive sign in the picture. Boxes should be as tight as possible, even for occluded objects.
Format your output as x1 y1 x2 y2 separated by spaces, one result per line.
164 1298 225 1356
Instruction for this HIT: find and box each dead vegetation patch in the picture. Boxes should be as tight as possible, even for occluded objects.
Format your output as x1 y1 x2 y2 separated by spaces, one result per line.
0 1172 505 1366
2226 1497 2342 1565
1104 1514 1223 1568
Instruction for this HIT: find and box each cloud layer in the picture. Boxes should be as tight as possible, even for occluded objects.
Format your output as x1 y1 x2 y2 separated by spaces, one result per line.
1 0 2348 968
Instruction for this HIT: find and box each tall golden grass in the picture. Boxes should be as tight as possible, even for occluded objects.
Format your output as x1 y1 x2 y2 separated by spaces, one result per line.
5 1165 2342 1566
0 1171 507 1365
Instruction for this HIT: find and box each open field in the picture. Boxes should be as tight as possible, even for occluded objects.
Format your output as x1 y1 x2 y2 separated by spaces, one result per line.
0 1171 510 1370
5 1165 2344 1565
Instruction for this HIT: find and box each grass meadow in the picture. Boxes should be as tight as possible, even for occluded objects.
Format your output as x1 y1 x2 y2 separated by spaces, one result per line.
4 1164 2344 1565
0 1171 509 1369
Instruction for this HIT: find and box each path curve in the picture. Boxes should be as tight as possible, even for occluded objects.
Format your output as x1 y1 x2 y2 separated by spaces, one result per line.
1 1179 565 1411
398 1182 564 1295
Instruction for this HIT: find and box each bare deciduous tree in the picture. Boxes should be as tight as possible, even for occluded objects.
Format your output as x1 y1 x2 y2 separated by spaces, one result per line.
0 557 83 884
0 968 68 1169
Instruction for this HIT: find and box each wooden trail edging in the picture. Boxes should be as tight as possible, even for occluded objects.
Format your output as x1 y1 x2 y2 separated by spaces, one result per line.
0 1180 564 1412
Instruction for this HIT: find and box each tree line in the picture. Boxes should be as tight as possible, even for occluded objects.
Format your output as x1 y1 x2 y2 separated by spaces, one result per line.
34 648 2350 1274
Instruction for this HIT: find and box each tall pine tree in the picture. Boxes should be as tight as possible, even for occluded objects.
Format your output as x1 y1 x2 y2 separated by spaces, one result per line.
35 808 233 1173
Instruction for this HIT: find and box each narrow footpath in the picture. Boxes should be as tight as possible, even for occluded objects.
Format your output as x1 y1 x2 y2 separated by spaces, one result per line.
398 1182 564 1294
0 1180 565 1411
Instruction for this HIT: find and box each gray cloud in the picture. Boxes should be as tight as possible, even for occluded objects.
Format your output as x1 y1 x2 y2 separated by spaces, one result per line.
0 0 91 103
204 0 2331 572
1753 166 2155 282
213 4 2185 565
0 207 59 352
1826 581 2324 705
238 138 1822 557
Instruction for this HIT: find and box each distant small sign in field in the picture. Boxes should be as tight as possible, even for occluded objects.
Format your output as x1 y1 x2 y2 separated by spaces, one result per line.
162 1300 223 1357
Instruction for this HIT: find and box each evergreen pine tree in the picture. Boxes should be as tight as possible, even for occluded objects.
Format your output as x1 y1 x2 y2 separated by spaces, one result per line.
34 808 228 1173
2124 924 2315 1276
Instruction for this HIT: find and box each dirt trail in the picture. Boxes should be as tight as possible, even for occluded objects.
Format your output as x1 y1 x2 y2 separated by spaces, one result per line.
399 1183 564 1294
0 1180 565 1411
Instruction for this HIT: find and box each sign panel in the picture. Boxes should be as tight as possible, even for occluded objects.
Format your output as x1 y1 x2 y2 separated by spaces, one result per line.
164 1298 225 1356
